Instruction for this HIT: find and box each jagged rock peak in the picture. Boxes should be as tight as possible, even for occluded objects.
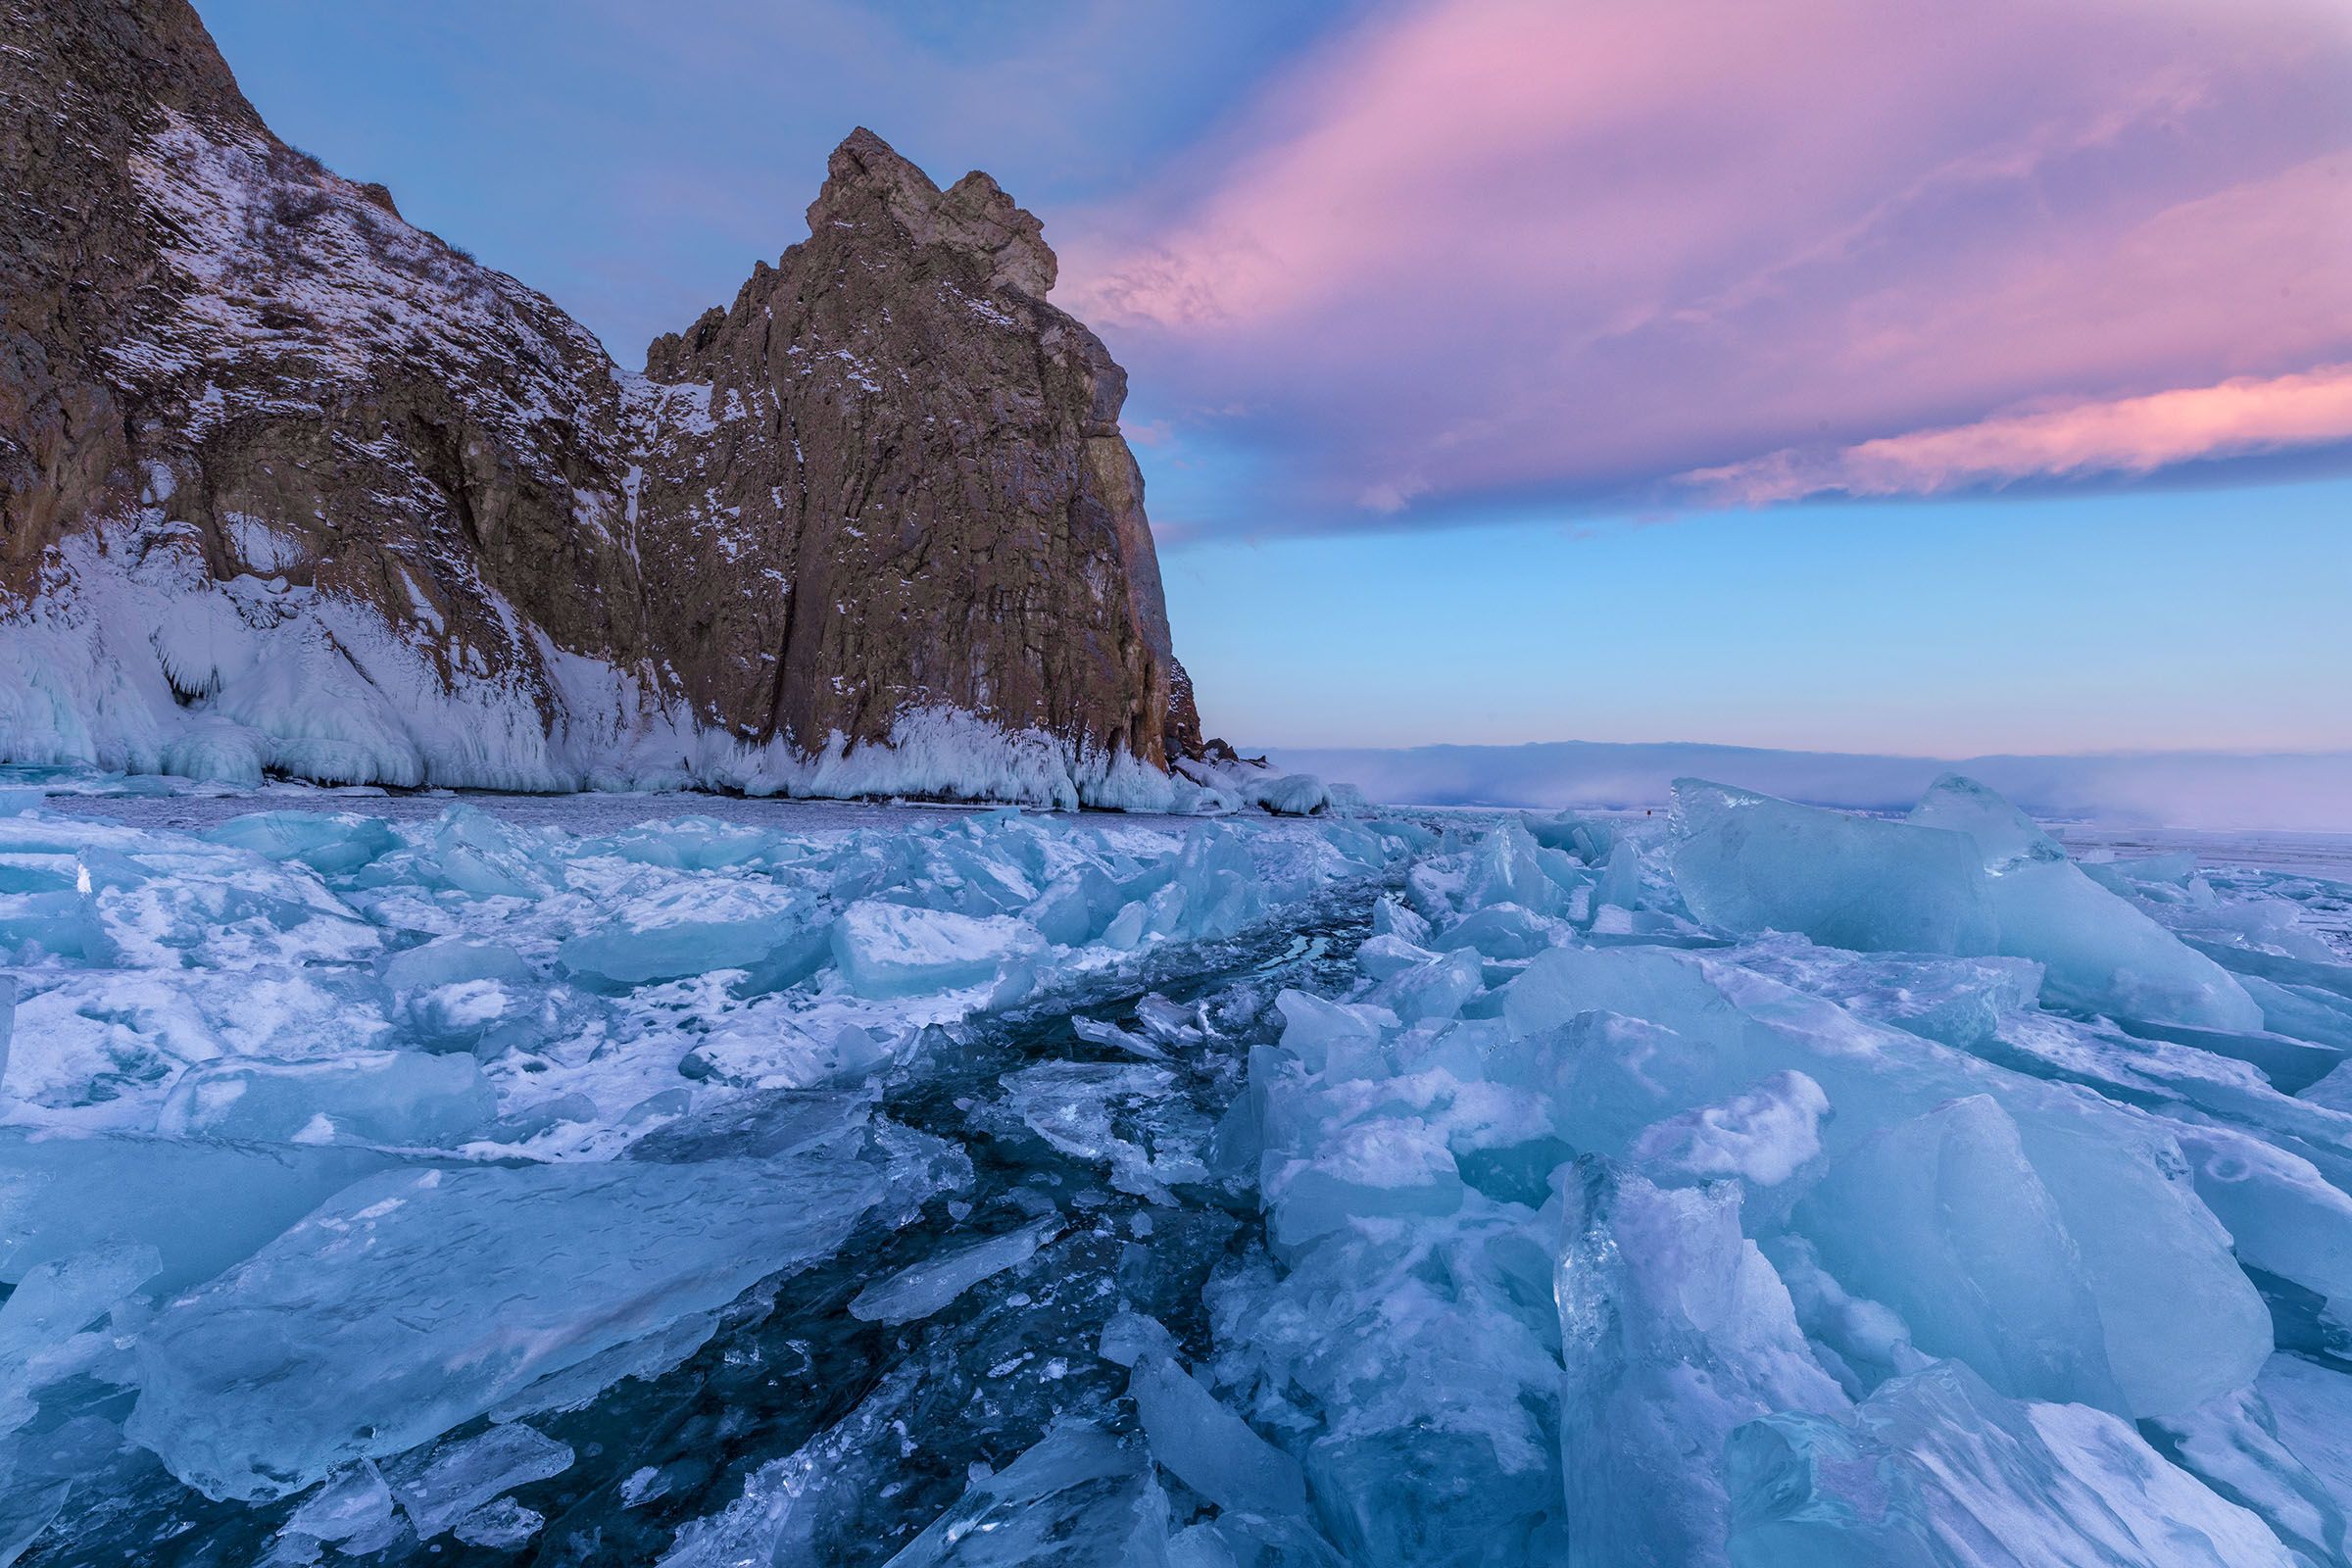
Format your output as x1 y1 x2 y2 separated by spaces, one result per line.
628 125 1200 774
812 127 1056 298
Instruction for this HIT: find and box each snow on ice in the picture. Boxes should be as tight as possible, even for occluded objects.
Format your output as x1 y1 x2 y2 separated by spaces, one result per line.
0 770 2350 1563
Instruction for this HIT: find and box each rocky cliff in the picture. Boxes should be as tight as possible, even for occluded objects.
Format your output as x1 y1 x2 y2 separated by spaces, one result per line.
0 0 1232 808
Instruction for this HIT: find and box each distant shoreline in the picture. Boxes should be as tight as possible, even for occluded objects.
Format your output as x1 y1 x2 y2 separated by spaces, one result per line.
1259 740 2352 834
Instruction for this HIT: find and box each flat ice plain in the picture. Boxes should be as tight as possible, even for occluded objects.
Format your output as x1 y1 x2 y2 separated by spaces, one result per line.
4 763 2352 1566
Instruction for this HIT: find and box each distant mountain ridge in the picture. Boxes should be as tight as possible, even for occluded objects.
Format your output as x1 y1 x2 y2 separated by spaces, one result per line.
0 0 1232 808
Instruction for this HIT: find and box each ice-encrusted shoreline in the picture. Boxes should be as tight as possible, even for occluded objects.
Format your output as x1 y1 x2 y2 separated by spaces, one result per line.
0 540 1335 815
3 775 2352 1563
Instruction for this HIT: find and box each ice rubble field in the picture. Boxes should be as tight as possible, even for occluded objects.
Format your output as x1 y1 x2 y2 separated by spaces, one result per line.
3 776 2352 1563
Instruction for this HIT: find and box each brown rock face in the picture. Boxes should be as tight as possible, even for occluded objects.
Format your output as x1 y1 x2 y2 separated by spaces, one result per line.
0 0 1202 799
633 128 1200 765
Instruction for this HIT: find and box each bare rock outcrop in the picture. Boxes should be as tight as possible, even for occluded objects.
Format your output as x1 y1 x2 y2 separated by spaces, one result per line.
631 127 1200 766
0 0 1206 805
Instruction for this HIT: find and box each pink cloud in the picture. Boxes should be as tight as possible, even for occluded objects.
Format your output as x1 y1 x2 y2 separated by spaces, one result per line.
1685 364 2352 503
1056 0 2352 528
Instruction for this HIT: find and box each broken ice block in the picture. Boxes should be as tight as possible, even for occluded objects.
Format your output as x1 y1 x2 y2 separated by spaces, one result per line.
1366 947 1484 1024
1129 1349 1308 1517
1458 823 1576 918
380 938 533 994
999 1061 1210 1203
2173 1122 2352 1343
2149 1383 2349 1566
128 1152 886 1499
1556 1159 1848 1566
1069 1014 1167 1061
560 881 826 991
1668 778 1997 954
1910 774 2262 1030
1726 1361 2291 1568
0 1127 399 1293
283 1460 399 1552
383 1422 571 1540
1628 1069 1828 1188
203 811 398 875
1795 1095 2127 1410
848 1218 1056 1325
832 901 1045 999
1264 1115 1464 1248
1432 903 1561 960
1022 865 1121 948
881 1422 1159 1568
0 1241 161 1434
157 1050 494 1148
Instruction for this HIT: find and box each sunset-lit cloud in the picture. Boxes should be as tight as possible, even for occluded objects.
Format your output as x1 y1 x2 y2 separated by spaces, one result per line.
1057 0 2352 530
1685 365 2352 504
196 0 2352 755
202 0 2352 537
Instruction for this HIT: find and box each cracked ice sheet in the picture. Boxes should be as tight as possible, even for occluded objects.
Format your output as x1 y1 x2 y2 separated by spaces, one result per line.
12 774 2352 1567
0 800 1381 1162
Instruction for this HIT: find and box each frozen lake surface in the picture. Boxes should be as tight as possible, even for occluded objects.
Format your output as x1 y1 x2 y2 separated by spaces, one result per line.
31 772 2352 881
23 776 1208 839
5 766 2352 1564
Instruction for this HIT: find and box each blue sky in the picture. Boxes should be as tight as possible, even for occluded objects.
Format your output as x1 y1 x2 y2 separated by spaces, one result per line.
1167 483 2351 755
192 0 2351 758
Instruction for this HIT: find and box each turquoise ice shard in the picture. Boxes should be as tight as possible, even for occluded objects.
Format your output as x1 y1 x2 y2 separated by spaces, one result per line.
1725 1361 2294 1568
998 1061 1211 1203
0 1241 160 1434
880 1421 1162 1568
1910 774 2262 1030
1128 1348 1308 1518
1501 944 2271 1419
380 938 534 994
156 1050 495 1147
1024 865 1124 947
848 1217 1057 1325
383 1422 573 1540
281 1460 400 1553
1433 902 1560 960
1365 946 1486 1023
1555 1158 1847 1567
1667 779 1997 954
832 901 1046 999
0 1128 400 1293
202 810 399 875
1458 821 1577 918
127 1153 888 1500
559 881 827 992
1070 1014 1168 1061
1794 1095 2127 1411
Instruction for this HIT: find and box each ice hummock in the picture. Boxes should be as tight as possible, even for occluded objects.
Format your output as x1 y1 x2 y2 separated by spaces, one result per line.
2 776 2350 1564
